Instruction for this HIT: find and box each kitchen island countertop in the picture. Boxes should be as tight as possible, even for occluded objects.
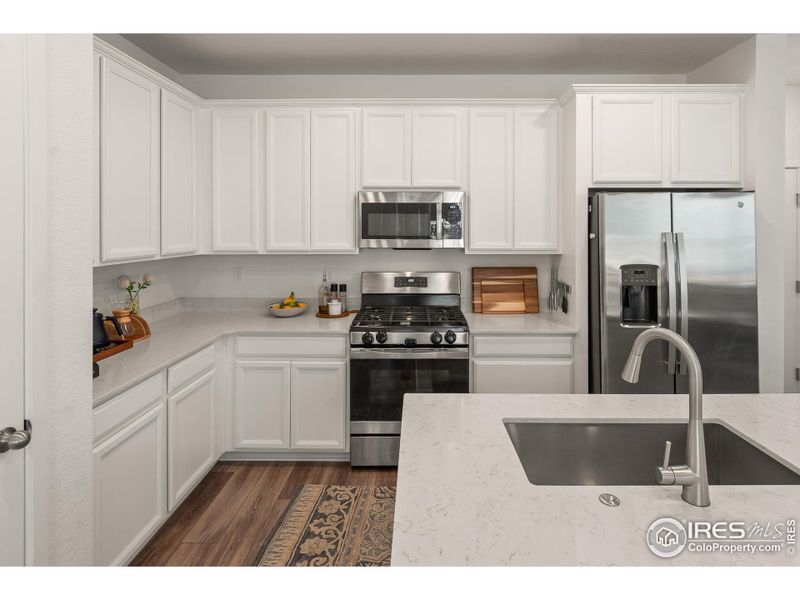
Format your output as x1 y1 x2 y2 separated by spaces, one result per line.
393 392 800 566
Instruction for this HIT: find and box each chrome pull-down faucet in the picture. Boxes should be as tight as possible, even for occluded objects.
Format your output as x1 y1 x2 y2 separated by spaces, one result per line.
621 328 710 507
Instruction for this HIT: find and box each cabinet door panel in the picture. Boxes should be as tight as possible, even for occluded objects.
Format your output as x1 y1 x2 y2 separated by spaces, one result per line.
161 90 197 256
670 93 742 184
233 360 290 449
514 105 559 250
94 402 166 565
212 110 260 252
167 370 216 511
100 57 160 261
310 109 357 251
266 109 310 251
593 95 663 183
290 361 346 450
361 109 412 187
468 108 514 251
473 360 573 394
412 108 466 188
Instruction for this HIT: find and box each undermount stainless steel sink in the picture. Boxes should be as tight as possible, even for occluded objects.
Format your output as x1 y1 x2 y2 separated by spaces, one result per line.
504 420 800 486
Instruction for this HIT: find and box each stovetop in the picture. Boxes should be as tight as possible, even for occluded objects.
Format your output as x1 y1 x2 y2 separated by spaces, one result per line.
351 305 468 330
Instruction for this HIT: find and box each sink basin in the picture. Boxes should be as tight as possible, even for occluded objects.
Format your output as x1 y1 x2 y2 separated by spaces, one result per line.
504 420 800 486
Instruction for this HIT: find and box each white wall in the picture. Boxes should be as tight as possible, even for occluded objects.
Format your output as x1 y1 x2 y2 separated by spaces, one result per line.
93 252 554 313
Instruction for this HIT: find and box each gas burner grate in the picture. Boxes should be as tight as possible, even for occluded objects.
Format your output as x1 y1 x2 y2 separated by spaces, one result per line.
353 305 468 328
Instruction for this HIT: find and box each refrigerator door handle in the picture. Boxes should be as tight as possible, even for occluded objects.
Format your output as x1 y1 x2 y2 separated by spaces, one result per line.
675 232 689 375
662 232 678 375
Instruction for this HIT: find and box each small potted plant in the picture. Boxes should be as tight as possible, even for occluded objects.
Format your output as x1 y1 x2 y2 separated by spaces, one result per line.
117 273 154 315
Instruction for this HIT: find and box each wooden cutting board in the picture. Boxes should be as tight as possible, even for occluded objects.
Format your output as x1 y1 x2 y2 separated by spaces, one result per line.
472 267 539 314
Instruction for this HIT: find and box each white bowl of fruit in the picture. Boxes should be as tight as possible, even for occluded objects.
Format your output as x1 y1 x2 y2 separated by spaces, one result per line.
268 292 307 317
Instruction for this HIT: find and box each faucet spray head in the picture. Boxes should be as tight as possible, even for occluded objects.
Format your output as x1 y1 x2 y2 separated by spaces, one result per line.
621 352 642 383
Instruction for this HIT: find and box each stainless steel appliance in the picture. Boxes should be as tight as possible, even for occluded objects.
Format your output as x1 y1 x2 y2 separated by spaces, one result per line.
358 190 464 249
589 191 758 394
349 272 469 466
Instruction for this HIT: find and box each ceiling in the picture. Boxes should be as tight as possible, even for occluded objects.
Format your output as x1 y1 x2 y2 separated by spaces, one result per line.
119 34 751 76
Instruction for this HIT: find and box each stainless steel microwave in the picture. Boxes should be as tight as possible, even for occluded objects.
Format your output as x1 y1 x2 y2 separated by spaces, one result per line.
358 190 465 249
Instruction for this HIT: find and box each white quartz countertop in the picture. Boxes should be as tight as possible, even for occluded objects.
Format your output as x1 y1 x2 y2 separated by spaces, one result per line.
392 393 800 566
92 309 354 406
466 311 576 334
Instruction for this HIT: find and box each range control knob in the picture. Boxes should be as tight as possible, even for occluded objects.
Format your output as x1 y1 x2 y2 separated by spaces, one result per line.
376 330 388 344
444 330 457 345
430 331 443 345
361 332 374 345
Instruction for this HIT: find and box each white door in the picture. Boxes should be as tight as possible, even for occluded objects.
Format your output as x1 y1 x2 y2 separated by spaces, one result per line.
412 108 466 188
212 110 261 252
473 360 574 394
100 57 160 261
233 360 291 450
514 105 560 251
468 107 514 251
161 90 198 256
0 34 29 566
790 169 800 392
361 108 412 187
266 109 310 251
310 109 357 252
670 93 742 184
94 403 167 566
592 94 664 183
290 361 346 450
167 370 216 511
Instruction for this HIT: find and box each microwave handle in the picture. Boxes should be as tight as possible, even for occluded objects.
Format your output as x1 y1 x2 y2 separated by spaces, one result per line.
435 202 443 240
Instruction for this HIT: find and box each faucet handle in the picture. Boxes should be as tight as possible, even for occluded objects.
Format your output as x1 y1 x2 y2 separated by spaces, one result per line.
661 440 672 469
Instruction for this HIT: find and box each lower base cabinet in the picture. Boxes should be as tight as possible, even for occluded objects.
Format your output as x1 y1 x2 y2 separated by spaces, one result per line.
290 361 346 450
233 360 292 449
93 402 166 566
473 359 573 393
167 369 217 510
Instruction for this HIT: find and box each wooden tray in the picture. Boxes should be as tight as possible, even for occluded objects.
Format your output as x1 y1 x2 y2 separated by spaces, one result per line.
93 339 134 363
472 267 539 313
316 309 358 319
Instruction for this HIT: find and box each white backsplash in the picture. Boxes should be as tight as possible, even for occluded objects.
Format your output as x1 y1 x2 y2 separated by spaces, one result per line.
93 251 555 314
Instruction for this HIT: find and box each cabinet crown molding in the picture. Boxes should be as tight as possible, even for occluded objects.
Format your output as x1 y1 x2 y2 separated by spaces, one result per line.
559 83 747 105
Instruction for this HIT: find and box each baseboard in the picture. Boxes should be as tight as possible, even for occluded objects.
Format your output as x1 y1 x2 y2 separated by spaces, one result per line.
220 451 351 462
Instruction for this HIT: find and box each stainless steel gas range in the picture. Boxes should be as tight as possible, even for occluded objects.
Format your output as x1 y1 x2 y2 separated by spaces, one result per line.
349 272 470 466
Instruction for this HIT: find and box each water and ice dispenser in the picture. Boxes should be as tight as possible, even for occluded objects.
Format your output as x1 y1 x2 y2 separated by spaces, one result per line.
619 264 660 327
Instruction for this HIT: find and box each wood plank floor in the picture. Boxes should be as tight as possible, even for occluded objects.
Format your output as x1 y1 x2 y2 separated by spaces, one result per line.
131 461 398 566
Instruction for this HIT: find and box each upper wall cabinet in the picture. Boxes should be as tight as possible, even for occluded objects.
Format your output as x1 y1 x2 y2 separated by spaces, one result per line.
670 93 741 184
212 110 261 252
592 94 664 184
361 107 466 188
161 90 198 256
265 109 310 251
591 90 743 187
310 109 357 252
100 57 160 262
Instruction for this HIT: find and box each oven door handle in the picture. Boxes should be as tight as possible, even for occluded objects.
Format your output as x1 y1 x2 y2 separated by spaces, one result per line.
349 347 469 360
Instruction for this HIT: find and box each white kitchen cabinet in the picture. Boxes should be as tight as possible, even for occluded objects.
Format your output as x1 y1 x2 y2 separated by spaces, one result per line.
361 108 412 187
592 94 664 184
514 105 560 251
161 90 198 256
468 107 515 251
310 109 357 252
233 360 291 450
100 56 160 262
290 361 347 450
167 369 216 511
412 108 466 188
473 359 573 394
266 109 310 251
94 402 166 566
788 86 800 168
212 109 261 252
670 93 741 184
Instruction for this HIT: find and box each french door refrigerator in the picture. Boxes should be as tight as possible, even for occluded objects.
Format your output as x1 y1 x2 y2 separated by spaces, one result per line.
589 192 758 394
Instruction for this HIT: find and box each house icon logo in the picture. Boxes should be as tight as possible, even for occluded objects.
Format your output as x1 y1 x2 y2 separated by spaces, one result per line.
647 517 688 558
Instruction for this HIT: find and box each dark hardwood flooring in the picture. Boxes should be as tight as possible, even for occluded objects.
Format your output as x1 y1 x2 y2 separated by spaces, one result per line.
131 461 398 566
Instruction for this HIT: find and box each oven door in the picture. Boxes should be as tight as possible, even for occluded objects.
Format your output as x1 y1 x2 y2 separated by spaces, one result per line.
358 191 441 248
349 348 469 425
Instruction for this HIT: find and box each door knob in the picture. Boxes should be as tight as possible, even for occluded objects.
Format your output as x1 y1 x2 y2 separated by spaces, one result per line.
0 420 32 453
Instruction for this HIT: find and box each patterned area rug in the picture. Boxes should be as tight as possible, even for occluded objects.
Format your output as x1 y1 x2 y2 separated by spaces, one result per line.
255 485 396 566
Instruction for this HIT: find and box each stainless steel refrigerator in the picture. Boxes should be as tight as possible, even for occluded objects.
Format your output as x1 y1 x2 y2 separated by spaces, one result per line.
589 192 759 394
